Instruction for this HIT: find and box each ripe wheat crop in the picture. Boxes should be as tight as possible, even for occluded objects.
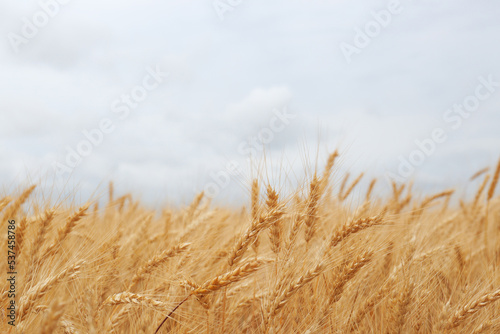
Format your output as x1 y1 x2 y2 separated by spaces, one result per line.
1 152 500 333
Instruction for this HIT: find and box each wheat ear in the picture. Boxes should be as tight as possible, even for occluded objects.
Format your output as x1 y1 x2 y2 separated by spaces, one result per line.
328 215 384 249
487 158 500 201
18 261 84 323
228 207 284 267
102 292 170 312
470 167 490 181
341 172 364 201
2 185 36 220
266 262 325 324
0 196 12 214
155 260 263 333
42 204 90 259
446 288 500 330
266 185 282 255
304 174 321 244
40 299 67 334
194 260 263 295
251 179 261 253
128 242 190 291
472 174 491 211
320 150 339 191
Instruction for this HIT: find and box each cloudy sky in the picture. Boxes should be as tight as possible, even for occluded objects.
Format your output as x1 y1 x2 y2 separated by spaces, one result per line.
1 0 499 206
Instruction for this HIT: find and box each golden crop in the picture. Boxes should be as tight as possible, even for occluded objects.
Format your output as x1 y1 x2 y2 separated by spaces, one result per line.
1 152 500 333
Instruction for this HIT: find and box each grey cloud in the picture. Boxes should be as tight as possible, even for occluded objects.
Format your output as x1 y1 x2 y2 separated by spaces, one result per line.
1 0 500 205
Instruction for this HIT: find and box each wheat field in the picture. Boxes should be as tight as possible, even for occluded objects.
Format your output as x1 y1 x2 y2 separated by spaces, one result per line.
1 152 500 333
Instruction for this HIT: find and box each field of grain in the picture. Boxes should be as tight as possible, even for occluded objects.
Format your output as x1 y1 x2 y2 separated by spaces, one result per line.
1 152 500 333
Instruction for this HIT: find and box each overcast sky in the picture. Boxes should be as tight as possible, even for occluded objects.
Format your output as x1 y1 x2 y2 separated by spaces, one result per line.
1 0 499 207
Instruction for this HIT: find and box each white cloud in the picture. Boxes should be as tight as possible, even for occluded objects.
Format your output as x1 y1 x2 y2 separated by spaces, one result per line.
1 0 500 204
